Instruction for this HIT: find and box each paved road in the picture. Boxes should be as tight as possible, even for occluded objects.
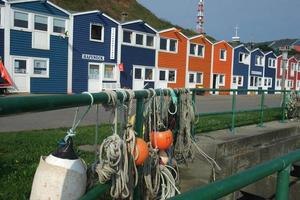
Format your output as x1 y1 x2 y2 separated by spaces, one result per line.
0 94 282 133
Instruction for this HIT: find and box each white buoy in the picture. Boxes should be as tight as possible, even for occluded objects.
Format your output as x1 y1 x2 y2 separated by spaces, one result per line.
30 139 87 200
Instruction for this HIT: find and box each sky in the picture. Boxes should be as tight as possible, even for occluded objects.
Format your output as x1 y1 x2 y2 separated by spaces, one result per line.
137 0 300 42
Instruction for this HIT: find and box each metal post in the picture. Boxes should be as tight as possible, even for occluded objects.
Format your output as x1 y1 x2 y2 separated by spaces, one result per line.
275 164 291 200
134 97 145 200
258 90 265 127
281 89 286 123
231 90 236 133
192 90 196 137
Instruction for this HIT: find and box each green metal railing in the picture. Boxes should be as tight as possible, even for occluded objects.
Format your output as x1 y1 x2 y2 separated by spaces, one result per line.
169 149 300 200
0 88 297 200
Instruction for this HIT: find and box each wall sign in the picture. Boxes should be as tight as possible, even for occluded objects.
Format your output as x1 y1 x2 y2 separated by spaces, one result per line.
251 71 262 76
82 54 104 61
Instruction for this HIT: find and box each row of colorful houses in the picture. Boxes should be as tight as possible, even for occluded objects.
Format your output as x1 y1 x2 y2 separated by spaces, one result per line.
1 0 300 94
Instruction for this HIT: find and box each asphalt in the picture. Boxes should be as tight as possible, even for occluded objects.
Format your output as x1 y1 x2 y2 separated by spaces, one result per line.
0 94 283 133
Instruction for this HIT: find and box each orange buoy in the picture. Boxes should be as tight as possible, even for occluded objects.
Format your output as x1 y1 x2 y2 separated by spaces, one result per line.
150 129 173 150
134 138 149 166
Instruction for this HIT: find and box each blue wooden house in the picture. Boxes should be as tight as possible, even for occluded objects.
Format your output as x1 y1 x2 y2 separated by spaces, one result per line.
120 20 157 90
3 0 70 93
248 48 265 92
231 44 250 94
71 10 120 93
263 51 277 93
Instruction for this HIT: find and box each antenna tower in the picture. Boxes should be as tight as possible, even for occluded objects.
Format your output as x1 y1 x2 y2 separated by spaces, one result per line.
196 0 204 34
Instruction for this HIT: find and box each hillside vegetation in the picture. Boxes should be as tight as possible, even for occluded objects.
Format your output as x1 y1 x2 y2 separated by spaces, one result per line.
52 0 199 37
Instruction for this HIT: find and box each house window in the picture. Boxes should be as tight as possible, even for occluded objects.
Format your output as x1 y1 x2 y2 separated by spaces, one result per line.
33 59 48 77
135 33 144 45
34 15 48 31
103 64 115 80
123 30 132 43
90 24 104 42
159 70 166 81
134 68 142 79
197 45 204 57
268 58 276 68
145 68 154 81
89 64 100 79
239 53 244 63
168 70 176 82
169 39 177 52
238 76 243 86
220 49 227 61
277 80 281 87
190 43 196 55
53 18 65 33
14 11 28 28
196 72 202 84
233 76 237 84
219 74 225 85
189 72 203 84
255 56 263 66
146 35 154 47
160 38 167 51
14 59 27 74
297 81 300 87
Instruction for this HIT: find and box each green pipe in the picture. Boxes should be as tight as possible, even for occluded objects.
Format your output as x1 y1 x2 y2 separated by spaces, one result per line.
79 183 110 200
191 90 196 137
275 165 291 200
258 90 265 127
168 149 300 200
231 91 236 133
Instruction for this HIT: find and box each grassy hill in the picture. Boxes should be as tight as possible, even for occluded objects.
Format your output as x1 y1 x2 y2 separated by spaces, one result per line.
52 0 199 37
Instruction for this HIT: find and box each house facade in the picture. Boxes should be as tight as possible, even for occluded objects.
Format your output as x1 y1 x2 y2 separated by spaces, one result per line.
157 28 188 89
71 10 120 93
263 51 277 93
187 34 212 89
248 48 265 91
231 44 250 94
120 20 157 90
287 56 297 90
3 0 70 93
211 40 233 94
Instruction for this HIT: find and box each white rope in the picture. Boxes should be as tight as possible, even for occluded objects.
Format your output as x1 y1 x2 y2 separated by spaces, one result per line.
158 164 180 199
64 92 94 142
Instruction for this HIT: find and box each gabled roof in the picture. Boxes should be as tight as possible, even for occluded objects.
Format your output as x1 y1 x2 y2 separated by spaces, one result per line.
72 10 119 25
213 40 233 48
250 48 264 55
264 51 277 58
189 34 213 45
232 44 250 53
121 20 157 33
159 27 188 39
9 0 70 17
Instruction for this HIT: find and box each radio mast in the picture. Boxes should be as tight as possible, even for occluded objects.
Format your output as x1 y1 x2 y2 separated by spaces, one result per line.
196 0 205 34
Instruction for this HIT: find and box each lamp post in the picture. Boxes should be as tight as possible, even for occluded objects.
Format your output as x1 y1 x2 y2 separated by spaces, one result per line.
279 46 290 90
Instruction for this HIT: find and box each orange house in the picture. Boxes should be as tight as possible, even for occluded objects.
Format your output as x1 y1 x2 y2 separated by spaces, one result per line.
156 28 188 89
187 35 213 89
211 40 233 94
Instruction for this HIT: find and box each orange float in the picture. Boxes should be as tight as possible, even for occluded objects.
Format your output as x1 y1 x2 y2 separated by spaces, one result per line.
134 138 149 166
150 129 173 150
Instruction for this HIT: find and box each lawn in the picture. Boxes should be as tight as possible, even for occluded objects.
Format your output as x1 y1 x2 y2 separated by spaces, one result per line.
0 108 283 199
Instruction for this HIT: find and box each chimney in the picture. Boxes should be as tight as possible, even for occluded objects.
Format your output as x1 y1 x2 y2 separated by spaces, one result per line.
121 12 128 22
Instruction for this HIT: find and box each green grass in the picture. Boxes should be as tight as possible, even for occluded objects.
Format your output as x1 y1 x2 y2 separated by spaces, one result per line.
0 125 112 200
195 108 282 133
0 108 283 199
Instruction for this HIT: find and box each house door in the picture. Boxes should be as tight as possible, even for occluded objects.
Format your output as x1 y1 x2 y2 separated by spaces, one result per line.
88 63 102 93
13 58 30 93
212 74 219 94
132 66 154 90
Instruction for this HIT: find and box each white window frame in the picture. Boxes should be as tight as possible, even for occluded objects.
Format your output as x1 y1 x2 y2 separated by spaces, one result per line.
218 74 225 86
189 71 203 84
122 29 155 49
159 37 178 53
102 63 116 81
189 43 205 58
158 68 177 83
268 58 276 68
255 55 264 67
144 67 155 81
90 23 104 43
290 63 296 77
13 10 29 30
34 14 48 32
233 75 243 86
297 80 300 87
220 49 227 61
52 18 66 34
238 52 244 63
31 58 49 78
13 57 29 75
